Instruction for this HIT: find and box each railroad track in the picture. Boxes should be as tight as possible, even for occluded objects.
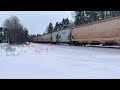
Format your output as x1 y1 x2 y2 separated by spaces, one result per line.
60 44 120 49
85 45 120 49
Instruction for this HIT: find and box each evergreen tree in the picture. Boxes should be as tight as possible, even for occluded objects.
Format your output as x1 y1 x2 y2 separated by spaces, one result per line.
0 27 3 43
110 11 120 17
48 23 53 33
74 11 120 27
74 11 86 26
61 18 70 29
85 11 98 23
59 22 63 30
98 11 105 20
54 22 59 32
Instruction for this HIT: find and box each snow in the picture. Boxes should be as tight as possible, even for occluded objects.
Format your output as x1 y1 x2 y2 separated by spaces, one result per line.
0 43 120 79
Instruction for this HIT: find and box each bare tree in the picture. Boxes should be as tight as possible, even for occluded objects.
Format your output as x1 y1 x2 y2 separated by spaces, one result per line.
3 15 29 44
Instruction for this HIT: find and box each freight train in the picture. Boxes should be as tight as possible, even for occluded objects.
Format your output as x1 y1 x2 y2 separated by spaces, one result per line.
33 16 120 46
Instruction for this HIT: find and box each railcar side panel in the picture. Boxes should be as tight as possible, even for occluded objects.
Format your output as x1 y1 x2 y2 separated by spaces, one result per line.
71 17 120 44
51 31 58 43
42 33 52 43
58 29 71 43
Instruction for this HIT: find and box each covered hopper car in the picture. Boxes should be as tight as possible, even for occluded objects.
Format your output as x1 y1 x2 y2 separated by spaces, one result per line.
51 29 71 44
71 16 120 46
33 16 120 46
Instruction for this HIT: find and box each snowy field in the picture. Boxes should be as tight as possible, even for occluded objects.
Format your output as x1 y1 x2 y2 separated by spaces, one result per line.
0 43 120 79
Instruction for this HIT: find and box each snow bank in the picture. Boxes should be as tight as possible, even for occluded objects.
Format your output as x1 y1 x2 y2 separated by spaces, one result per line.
0 43 120 79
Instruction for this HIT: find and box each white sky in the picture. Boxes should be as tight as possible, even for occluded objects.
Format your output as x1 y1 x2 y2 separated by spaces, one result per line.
0 11 74 35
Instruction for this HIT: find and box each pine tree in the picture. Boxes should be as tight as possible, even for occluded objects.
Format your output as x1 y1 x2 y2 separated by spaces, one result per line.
99 11 106 19
54 22 59 32
74 11 81 26
61 18 70 29
59 22 63 30
43 23 53 34
0 27 3 43
74 11 88 26
110 11 120 17
85 11 98 23
48 23 53 33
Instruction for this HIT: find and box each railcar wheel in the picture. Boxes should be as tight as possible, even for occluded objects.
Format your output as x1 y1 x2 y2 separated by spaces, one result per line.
73 41 79 46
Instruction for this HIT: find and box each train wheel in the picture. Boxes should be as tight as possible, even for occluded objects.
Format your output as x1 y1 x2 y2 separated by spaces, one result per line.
79 44 82 46
102 43 105 46
69 42 72 45
73 41 79 46
70 42 73 45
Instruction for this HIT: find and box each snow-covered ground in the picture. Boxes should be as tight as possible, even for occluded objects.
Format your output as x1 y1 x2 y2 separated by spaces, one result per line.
0 43 120 79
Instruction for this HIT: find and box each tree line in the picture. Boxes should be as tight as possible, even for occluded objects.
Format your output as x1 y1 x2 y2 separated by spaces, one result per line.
44 11 120 35
74 11 120 26
30 34 41 42
44 18 75 34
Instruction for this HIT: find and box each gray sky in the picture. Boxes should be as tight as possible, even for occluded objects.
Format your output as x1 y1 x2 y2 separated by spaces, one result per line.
0 11 74 35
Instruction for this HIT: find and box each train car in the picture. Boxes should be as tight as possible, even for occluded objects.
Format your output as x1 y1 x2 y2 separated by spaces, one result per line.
58 29 71 44
33 35 42 43
51 31 58 44
71 16 120 46
51 29 71 44
41 33 52 43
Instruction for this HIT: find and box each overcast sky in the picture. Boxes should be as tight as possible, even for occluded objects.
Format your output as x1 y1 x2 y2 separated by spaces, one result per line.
0 11 74 35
